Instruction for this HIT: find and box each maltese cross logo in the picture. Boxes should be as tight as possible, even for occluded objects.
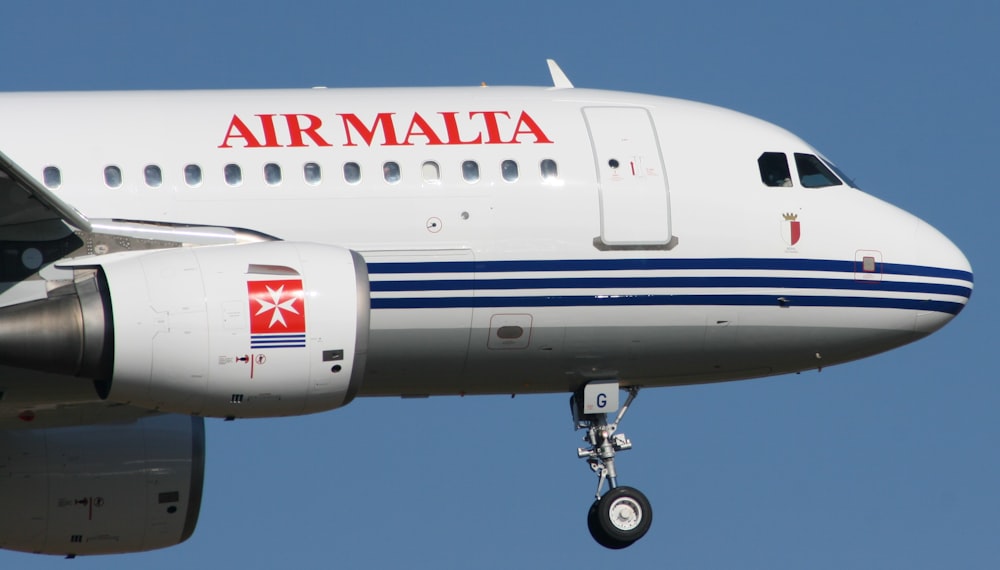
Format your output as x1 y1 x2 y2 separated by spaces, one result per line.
248 280 306 336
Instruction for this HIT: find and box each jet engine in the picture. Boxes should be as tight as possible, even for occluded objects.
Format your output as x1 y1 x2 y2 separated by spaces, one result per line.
0 242 369 418
0 414 204 557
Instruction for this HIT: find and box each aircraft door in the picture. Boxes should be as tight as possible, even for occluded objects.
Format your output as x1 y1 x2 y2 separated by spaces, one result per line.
583 107 672 247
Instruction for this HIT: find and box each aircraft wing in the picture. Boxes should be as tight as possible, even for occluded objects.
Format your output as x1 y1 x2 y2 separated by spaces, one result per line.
0 149 90 234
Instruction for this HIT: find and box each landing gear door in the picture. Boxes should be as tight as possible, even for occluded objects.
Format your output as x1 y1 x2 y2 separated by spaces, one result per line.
583 107 672 247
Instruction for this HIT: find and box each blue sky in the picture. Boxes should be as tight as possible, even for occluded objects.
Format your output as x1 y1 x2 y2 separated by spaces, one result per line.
1 1 997 568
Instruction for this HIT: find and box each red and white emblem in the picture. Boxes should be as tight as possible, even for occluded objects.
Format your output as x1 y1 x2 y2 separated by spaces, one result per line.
781 213 801 246
248 280 306 348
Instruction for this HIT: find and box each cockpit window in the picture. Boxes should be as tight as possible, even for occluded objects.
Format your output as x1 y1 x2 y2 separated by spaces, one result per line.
758 152 792 187
795 153 842 188
820 157 858 188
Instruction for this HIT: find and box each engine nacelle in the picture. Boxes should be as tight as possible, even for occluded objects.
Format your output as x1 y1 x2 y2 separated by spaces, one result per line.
0 242 369 418
101 242 369 418
0 414 204 557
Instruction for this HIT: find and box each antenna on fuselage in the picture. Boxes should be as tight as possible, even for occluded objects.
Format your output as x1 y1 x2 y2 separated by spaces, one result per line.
546 59 574 89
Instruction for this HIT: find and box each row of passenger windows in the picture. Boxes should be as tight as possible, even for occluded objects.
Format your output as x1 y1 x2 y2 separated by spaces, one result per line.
40 159 560 190
757 152 855 189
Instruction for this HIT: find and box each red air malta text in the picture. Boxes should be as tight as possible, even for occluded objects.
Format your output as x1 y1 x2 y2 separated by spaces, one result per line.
218 111 553 149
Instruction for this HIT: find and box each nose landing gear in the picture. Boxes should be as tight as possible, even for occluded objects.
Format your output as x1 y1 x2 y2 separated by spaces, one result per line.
572 384 652 549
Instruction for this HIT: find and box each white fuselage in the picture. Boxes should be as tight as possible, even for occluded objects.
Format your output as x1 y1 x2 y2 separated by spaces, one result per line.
0 86 973 399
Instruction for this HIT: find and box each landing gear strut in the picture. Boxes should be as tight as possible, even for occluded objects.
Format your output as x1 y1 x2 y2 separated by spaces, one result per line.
572 384 652 549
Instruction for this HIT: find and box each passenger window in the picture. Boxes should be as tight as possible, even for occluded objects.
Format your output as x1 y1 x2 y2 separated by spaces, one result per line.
422 161 440 183
462 160 480 183
795 153 842 188
383 161 401 184
224 164 243 187
184 164 202 187
344 162 361 184
540 159 558 181
501 160 518 182
264 163 282 186
758 152 792 187
144 165 162 188
42 166 61 189
104 165 123 189
304 162 321 185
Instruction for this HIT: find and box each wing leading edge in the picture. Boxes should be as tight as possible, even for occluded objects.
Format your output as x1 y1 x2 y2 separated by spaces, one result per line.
0 149 90 233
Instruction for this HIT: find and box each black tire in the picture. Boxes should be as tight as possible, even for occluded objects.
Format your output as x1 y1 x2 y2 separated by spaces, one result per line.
587 501 633 549
594 486 652 545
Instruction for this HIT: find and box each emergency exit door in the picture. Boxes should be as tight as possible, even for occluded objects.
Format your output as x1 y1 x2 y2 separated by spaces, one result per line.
583 107 671 246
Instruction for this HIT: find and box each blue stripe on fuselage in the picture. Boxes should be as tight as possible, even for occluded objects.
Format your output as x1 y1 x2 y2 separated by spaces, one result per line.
364 258 971 315
369 276 970 298
367 257 974 283
370 294 965 315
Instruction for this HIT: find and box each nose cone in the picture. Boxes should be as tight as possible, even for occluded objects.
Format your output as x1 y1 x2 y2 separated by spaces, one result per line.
910 218 973 335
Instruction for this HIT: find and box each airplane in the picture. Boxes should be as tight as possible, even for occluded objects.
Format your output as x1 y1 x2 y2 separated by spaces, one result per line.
0 60 972 555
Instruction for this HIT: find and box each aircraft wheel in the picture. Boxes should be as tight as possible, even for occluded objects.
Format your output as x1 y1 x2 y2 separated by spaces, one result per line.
587 501 632 549
589 486 652 548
